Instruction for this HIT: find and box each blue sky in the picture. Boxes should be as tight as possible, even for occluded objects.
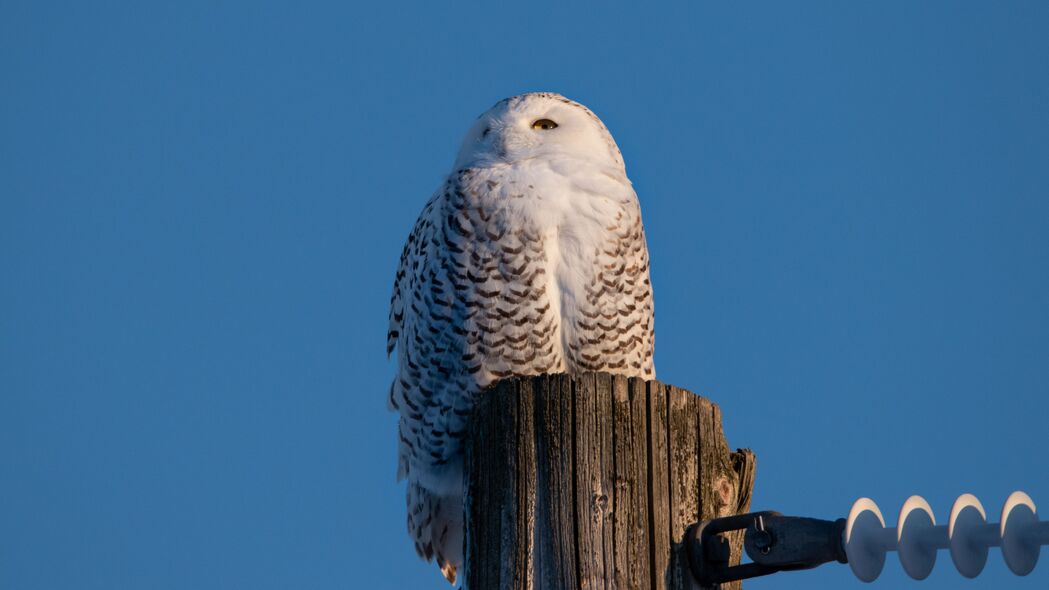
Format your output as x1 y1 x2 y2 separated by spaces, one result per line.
2 1 1047 588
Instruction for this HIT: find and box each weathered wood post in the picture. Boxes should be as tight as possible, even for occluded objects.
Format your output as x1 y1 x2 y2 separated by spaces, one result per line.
464 373 756 590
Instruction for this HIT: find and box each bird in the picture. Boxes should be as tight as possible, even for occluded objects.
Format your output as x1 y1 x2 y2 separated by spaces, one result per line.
387 92 655 584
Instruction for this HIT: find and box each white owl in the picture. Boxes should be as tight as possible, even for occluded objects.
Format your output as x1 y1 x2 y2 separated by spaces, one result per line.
387 92 655 584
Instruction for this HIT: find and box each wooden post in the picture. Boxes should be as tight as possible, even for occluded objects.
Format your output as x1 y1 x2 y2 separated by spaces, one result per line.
464 373 756 590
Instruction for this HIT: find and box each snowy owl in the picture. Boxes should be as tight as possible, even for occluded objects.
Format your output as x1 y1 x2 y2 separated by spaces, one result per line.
387 92 655 584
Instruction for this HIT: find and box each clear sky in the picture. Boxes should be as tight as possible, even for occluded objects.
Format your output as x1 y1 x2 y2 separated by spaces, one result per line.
2 1 1047 589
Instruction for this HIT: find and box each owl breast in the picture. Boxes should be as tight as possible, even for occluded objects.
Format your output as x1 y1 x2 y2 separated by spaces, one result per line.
452 158 655 387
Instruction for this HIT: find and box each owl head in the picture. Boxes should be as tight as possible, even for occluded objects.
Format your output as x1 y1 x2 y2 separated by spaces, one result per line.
453 93 625 172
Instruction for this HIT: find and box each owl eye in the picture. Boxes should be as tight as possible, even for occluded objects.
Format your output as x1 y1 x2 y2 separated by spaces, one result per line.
531 119 558 131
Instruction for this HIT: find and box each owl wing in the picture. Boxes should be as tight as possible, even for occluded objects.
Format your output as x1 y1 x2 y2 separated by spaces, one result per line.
386 192 441 359
387 182 472 583
388 179 481 480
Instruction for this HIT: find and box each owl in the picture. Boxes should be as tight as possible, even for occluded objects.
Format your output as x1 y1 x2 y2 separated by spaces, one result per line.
387 92 655 584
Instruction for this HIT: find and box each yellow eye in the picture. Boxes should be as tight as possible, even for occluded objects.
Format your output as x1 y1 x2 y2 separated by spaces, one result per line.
531 119 558 130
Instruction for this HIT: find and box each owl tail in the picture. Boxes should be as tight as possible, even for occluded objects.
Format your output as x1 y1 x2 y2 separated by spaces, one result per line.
407 481 464 585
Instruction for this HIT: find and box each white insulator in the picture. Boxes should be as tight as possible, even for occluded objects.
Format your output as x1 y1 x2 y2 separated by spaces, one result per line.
846 491 1047 581
845 497 894 582
1001 491 1040 576
897 495 947 580
948 493 997 578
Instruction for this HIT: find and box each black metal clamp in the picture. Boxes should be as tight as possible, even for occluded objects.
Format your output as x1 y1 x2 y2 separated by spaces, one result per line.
686 511 848 586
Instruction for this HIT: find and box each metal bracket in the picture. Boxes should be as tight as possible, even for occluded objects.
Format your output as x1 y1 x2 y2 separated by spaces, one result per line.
686 511 847 586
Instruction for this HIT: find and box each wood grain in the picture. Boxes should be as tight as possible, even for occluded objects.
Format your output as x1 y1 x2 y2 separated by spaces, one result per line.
465 374 754 590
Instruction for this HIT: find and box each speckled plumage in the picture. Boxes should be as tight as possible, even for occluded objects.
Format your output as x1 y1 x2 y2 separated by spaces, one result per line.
387 93 655 584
